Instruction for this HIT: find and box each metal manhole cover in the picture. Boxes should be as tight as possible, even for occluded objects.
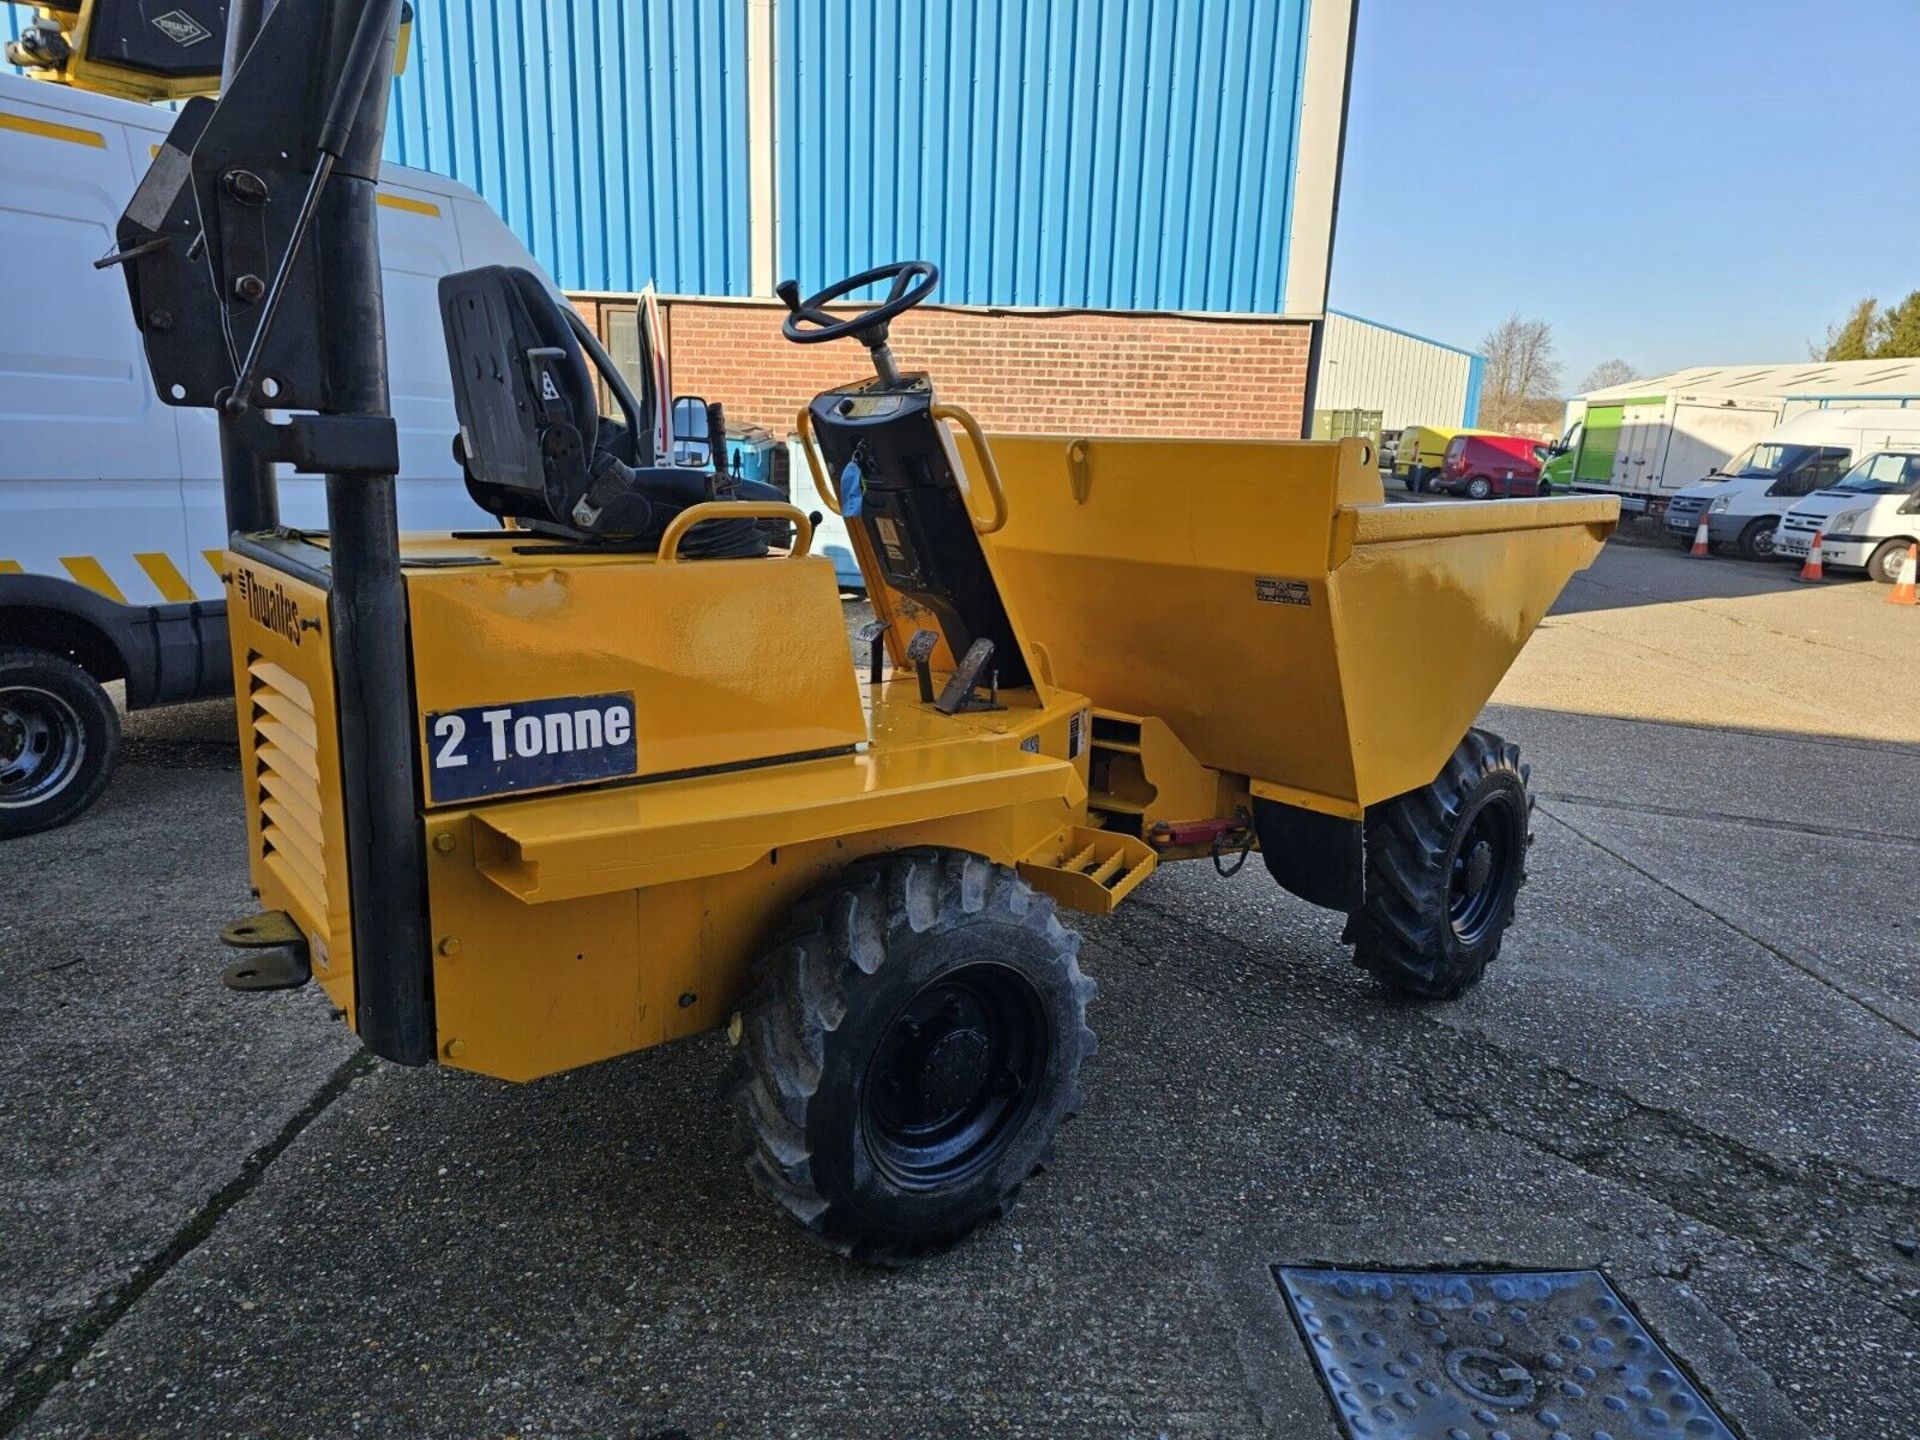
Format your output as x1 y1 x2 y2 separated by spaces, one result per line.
1274 1267 1737 1440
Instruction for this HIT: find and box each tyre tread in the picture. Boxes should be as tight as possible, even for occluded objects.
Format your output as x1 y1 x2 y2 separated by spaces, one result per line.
726 847 1094 1263
0 646 121 839
1347 728 1533 1001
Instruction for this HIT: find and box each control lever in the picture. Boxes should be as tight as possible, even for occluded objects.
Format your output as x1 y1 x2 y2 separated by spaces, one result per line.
934 638 1003 715
856 619 889 685
907 629 940 703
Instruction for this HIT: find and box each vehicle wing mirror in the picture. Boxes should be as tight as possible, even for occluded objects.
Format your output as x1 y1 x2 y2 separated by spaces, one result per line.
671 394 710 466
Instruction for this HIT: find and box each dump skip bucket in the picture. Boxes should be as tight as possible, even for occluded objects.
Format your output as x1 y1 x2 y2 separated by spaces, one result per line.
982 435 1617 814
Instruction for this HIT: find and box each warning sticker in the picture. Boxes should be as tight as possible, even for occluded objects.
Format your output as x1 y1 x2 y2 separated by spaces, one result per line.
1254 577 1311 607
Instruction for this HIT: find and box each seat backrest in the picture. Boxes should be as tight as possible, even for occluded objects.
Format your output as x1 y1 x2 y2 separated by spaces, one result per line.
438 264 600 526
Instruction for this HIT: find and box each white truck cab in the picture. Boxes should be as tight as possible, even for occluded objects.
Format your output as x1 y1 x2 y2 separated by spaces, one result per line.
0 70 556 836
1774 449 1920 583
1662 408 1920 560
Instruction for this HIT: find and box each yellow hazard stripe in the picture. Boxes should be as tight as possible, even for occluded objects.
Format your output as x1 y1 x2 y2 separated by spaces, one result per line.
202 549 227 582
0 559 21 575
135 552 196 603
378 192 440 217
0 112 107 149
61 557 128 603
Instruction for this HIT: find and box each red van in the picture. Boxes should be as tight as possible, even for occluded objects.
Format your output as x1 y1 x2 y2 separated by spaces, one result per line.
1438 434 1550 499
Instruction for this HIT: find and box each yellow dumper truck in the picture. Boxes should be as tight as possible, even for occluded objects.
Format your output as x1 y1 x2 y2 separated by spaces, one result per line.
106 0 1616 1261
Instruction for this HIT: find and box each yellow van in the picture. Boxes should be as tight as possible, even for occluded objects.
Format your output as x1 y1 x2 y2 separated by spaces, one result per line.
1395 426 1501 492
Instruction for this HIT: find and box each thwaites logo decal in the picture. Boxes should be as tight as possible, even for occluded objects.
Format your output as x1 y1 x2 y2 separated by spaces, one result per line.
151 9 213 45
235 567 306 645
426 692 637 803
1255 577 1312 607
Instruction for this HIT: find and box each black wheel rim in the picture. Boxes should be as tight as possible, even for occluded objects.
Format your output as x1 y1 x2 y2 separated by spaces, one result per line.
861 963 1048 1191
1447 794 1519 947
0 686 85 809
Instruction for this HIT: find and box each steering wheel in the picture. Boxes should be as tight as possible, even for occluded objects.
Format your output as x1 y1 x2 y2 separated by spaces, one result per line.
779 261 939 346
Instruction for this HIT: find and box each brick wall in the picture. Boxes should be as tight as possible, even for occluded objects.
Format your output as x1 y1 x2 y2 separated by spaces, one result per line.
573 296 1312 441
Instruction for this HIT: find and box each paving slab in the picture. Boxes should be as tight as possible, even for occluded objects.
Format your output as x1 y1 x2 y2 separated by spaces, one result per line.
0 716 355 1425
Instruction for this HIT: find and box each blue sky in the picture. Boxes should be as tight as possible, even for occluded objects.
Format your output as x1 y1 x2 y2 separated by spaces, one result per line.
1332 0 1919 386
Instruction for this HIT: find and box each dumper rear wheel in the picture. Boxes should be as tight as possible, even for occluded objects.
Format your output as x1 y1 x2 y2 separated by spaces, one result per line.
1344 729 1532 1000
727 848 1095 1264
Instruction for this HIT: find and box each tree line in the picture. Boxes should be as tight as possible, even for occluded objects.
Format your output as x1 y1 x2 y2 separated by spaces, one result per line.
1471 288 1919 435
1817 293 1920 361
1476 314 1636 431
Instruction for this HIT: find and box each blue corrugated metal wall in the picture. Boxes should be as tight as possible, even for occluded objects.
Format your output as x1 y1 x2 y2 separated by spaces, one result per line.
778 0 1310 312
385 0 749 295
1462 354 1485 426
6 0 1316 312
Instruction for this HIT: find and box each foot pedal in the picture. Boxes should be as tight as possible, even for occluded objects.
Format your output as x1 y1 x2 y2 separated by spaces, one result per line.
935 637 1003 714
218 910 311 992
1018 826 1157 915
856 618 889 684
907 628 940 703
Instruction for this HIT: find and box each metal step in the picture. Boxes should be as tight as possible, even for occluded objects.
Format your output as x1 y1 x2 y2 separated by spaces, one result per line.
1018 826 1157 915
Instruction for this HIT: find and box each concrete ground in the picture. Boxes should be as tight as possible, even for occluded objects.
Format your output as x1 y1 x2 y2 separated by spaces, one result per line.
3 538 1917 1439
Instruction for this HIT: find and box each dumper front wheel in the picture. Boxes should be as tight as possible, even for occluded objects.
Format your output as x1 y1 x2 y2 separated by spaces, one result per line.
727 849 1096 1264
1344 729 1532 1000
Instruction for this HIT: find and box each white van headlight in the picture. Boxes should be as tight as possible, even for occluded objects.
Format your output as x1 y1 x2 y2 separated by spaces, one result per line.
1828 509 1863 534
1709 496 1731 513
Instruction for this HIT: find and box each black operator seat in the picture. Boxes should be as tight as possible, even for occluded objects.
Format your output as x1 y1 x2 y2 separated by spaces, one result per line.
437 264 781 553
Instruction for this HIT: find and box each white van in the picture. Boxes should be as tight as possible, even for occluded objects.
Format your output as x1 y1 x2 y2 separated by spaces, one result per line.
0 70 548 835
1662 408 1920 560
1775 449 1920 583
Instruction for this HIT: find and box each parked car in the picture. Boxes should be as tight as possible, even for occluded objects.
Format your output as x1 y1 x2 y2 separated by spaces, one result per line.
1774 448 1920 582
1378 428 1402 473
1663 408 1920 559
1394 425 1500 492
1436 434 1550 499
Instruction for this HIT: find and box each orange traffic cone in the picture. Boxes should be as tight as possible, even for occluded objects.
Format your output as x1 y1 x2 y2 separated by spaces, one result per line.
1794 531 1825 584
1689 512 1712 557
1890 542 1919 606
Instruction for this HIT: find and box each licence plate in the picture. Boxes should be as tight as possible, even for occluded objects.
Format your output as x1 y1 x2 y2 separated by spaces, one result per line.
1778 535 1809 556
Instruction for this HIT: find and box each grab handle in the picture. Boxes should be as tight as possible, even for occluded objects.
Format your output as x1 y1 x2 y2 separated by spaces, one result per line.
655 502 813 564
932 402 1008 535
794 407 841 516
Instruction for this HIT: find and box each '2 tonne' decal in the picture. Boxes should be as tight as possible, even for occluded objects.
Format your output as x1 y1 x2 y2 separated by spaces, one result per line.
425 692 637 803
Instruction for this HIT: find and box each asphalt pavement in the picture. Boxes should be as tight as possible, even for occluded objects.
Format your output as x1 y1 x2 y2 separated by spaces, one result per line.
2 537 1916 1439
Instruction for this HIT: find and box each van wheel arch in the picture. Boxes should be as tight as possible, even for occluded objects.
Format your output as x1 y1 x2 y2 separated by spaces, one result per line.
0 600 129 686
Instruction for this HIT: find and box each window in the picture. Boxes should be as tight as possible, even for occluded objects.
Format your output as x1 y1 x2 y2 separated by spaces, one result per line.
1765 446 1851 496
1832 451 1920 495
1732 443 1805 479
1804 447 1853 492
602 307 648 414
